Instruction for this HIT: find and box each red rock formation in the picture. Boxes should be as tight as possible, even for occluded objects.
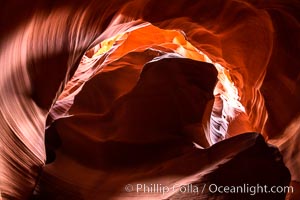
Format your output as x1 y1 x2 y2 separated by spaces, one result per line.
0 0 299 199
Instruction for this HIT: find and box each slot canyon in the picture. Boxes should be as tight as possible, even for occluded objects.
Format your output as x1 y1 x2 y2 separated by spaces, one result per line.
0 0 299 199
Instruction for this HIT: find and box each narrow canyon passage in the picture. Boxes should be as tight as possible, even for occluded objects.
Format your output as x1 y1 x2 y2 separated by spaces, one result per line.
0 0 299 199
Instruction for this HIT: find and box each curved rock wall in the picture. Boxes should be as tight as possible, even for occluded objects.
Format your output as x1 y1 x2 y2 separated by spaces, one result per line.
0 0 299 199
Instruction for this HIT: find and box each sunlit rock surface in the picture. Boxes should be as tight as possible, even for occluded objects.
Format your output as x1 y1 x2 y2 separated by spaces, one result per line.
0 0 299 199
